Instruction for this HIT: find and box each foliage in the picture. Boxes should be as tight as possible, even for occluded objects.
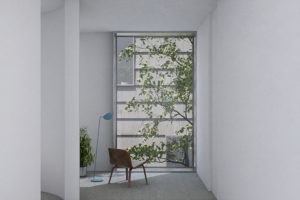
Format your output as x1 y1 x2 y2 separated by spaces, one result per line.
119 36 194 167
80 127 94 167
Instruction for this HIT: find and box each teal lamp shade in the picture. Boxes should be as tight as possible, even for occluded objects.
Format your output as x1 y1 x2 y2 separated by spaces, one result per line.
91 112 113 182
103 112 112 120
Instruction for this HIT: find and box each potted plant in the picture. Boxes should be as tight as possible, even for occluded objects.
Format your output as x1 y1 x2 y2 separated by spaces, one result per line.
80 127 94 177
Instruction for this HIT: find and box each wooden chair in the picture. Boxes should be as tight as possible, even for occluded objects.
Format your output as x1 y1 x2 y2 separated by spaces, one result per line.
108 148 148 187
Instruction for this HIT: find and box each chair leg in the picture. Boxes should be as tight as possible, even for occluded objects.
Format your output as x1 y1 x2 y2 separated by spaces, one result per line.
142 165 148 184
126 168 128 180
128 168 132 188
108 166 115 184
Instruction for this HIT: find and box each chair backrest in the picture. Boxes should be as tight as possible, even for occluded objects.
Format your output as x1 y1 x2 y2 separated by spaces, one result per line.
108 148 132 168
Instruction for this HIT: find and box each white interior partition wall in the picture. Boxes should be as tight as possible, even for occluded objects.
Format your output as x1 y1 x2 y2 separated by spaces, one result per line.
64 0 80 200
41 5 65 199
0 0 41 199
196 16 212 191
210 0 300 199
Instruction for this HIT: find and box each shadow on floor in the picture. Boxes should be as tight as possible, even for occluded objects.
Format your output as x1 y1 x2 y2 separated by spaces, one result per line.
41 192 62 200
80 173 216 200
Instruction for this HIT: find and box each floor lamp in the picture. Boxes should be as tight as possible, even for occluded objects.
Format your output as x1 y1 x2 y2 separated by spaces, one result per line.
91 112 113 182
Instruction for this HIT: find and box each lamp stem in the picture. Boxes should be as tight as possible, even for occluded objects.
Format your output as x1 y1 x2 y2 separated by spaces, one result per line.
93 115 102 179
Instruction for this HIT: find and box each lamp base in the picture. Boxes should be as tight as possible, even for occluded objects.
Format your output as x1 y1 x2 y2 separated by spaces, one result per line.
91 178 104 182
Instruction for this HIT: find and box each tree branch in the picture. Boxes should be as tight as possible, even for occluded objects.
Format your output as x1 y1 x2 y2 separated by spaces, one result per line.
173 109 193 125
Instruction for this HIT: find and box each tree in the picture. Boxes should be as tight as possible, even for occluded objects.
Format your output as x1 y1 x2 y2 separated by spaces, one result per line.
119 36 193 167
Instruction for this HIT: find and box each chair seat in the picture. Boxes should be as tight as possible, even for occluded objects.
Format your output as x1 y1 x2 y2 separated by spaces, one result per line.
131 160 147 169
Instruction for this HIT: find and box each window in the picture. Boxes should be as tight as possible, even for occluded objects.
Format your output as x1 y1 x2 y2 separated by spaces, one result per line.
117 37 134 85
114 32 195 168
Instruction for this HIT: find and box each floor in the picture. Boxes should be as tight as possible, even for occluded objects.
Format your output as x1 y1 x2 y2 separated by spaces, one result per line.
80 172 216 200
41 192 62 200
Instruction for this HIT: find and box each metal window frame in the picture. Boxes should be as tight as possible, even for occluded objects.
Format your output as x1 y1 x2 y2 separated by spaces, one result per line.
115 31 195 37
113 32 196 171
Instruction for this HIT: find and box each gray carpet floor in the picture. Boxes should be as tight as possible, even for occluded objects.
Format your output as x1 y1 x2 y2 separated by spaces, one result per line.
41 192 62 200
80 173 216 200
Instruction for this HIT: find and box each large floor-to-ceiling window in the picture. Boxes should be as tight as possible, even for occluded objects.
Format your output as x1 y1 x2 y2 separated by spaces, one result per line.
114 32 195 168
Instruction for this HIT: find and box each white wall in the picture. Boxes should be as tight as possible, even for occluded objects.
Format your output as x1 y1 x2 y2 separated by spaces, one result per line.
0 1 41 199
80 32 113 171
196 16 212 191
64 0 80 199
41 1 80 199
41 7 65 199
211 0 300 199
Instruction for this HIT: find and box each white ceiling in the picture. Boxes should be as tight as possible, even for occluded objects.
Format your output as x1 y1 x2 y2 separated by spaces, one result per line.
42 0 217 31
41 0 64 13
80 0 217 32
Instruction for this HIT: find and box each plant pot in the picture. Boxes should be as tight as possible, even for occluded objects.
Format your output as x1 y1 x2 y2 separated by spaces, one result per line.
80 167 87 177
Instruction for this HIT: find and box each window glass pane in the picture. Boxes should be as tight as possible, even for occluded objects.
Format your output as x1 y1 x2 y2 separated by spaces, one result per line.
117 87 145 101
117 136 192 167
117 37 134 85
117 87 193 102
115 34 194 168
117 137 167 167
135 70 175 85
135 37 192 52
136 54 189 69
117 120 191 136
136 55 173 69
117 104 192 119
